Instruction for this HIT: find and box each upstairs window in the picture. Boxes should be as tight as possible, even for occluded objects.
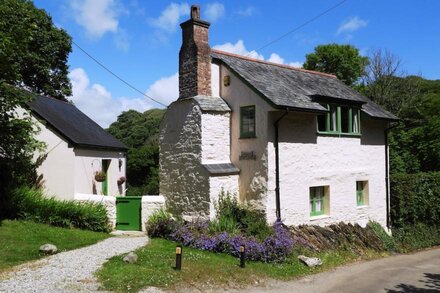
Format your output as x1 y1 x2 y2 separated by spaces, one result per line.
240 105 256 138
317 104 361 135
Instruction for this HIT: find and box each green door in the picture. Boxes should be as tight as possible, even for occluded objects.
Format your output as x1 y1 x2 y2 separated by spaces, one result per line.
116 196 141 231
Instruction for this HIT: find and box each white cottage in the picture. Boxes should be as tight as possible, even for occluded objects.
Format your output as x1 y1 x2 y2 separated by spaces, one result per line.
26 95 127 200
160 6 398 228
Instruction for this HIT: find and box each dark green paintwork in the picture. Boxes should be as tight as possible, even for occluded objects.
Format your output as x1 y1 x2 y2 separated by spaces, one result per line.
116 196 142 231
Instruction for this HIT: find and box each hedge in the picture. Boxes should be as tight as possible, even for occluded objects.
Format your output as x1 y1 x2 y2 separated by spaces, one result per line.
390 172 440 228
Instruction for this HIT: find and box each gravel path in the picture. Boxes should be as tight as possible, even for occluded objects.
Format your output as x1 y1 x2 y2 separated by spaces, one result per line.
0 236 148 293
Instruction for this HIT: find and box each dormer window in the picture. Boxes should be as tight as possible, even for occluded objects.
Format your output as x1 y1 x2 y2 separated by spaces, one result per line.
317 104 361 135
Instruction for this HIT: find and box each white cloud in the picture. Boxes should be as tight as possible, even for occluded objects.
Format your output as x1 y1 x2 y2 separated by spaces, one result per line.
145 72 179 105
213 40 264 60
204 3 225 22
113 29 130 52
69 68 154 128
150 3 189 32
267 53 284 64
70 0 121 38
337 16 368 35
288 61 303 68
237 6 255 17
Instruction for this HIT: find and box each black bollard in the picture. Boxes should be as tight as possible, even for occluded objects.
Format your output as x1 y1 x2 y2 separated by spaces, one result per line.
239 245 245 268
175 245 182 270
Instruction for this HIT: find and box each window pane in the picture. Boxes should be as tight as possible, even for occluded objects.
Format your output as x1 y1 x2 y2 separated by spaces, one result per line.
317 114 326 131
329 105 337 131
240 106 255 137
341 107 349 133
352 110 360 133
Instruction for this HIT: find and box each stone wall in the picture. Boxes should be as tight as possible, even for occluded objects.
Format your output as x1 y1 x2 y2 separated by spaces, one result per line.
208 175 239 218
141 195 165 231
159 99 210 218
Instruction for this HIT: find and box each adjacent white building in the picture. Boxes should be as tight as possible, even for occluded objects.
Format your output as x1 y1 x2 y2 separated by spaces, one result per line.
160 6 398 228
26 95 127 200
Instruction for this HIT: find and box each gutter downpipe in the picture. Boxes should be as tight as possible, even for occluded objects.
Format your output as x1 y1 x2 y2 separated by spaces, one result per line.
385 122 399 230
274 109 289 222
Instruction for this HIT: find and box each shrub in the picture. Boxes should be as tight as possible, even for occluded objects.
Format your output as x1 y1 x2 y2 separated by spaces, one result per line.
146 208 177 238
368 221 396 251
393 223 440 251
390 172 440 228
11 187 110 232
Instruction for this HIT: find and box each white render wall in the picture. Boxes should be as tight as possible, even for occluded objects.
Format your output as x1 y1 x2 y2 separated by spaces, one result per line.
141 195 165 231
201 112 231 163
266 113 388 227
209 175 239 218
218 65 274 208
33 115 76 200
74 149 126 197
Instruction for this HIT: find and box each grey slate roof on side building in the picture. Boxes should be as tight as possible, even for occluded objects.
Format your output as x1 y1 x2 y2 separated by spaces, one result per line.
211 50 398 121
27 95 127 151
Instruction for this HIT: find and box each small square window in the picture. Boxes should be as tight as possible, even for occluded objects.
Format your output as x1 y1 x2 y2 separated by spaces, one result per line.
240 105 256 138
356 181 369 206
310 186 329 216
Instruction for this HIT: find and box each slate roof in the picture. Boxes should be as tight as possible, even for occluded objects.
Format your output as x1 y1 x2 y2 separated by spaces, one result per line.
27 95 127 151
203 163 240 176
211 50 398 121
192 95 231 112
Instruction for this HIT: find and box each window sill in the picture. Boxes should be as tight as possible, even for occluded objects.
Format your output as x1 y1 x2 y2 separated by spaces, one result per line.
317 132 361 138
310 214 331 221
239 135 256 139
356 205 369 209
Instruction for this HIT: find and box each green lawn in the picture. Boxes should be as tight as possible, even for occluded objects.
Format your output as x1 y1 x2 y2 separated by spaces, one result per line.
0 220 109 271
97 238 387 292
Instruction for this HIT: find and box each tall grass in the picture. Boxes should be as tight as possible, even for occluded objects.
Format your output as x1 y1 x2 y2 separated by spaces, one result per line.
11 187 110 232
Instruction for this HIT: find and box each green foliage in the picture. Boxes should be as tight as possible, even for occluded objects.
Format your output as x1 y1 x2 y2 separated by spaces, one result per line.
0 0 72 100
390 172 440 228
303 43 369 86
11 187 110 232
209 190 273 240
368 221 396 252
0 220 108 271
146 208 177 238
108 109 165 195
0 84 45 219
392 224 440 251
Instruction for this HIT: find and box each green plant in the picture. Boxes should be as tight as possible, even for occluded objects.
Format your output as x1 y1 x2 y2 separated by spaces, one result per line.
368 221 396 251
146 208 177 238
11 187 110 232
94 171 106 182
392 223 440 252
208 216 240 235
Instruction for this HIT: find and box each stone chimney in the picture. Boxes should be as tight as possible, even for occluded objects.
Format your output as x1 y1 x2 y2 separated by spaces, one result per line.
179 5 211 99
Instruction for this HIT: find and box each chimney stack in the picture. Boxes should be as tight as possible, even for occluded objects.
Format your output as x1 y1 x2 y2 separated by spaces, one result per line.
179 5 211 99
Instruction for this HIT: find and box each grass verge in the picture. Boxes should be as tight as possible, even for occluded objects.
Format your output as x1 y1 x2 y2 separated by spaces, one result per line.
0 220 109 272
97 238 387 292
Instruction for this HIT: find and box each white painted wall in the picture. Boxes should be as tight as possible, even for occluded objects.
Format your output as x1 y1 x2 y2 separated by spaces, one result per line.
266 112 388 227
209 175 239 218
74 193 116 229
219 65 274 209
141 195 165 231
201 112 231 163
74 149 126 197
32 115 76 200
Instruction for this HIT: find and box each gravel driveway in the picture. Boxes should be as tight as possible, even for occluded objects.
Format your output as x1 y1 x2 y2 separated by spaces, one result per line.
0 235 148 293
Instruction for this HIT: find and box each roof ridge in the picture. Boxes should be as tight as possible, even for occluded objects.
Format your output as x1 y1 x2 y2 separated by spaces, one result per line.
211 49 337 78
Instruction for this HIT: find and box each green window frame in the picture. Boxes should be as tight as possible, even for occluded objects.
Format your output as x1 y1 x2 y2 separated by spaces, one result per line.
356 181 365 206
310 186 326 216
317 104 361 136
240 105 256 138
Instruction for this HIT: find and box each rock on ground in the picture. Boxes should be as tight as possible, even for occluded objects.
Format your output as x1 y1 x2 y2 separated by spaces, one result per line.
0 236 148 293
39 244 58 255
123 252 138 264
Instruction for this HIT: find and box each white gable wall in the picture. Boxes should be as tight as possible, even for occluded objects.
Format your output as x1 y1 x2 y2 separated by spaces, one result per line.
218 64 274 209
33 116 75 200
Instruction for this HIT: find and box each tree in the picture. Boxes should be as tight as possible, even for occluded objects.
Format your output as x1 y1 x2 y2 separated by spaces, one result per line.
303 43 369 86
361 49 420 116
0 0 72 100
108 109 166 195
0 0 72 218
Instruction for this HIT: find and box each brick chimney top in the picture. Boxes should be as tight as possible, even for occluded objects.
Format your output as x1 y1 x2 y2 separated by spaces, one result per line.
178 5 211 100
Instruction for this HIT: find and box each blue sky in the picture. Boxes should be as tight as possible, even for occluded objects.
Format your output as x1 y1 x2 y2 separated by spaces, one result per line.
33 0 440 127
